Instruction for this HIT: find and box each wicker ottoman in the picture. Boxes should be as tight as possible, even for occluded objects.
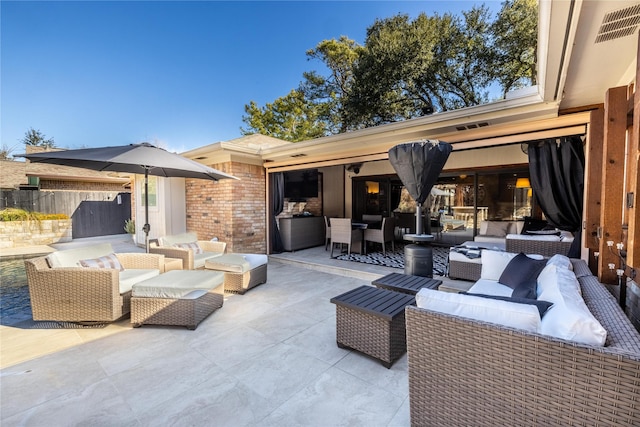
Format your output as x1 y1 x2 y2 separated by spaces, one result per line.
330 285 415 368
204 254 268 294
131 270 224 330
448 250 482 281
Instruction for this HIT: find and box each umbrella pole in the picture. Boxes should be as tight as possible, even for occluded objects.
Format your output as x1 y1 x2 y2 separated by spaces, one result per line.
416 203 423 235
143 169 150 253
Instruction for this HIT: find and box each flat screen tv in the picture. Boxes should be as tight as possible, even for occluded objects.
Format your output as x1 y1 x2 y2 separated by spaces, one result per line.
284 169 318 200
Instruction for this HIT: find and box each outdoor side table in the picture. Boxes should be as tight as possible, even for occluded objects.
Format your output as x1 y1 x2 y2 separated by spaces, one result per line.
372 272 441 295
330 285 415 368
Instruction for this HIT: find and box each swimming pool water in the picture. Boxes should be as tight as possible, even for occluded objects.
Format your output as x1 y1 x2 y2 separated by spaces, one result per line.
1 257 34 324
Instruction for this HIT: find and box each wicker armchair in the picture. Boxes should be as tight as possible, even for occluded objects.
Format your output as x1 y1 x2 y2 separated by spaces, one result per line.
364 217 396 255
406 261 640 426
25 252 164 323
150 233 226 269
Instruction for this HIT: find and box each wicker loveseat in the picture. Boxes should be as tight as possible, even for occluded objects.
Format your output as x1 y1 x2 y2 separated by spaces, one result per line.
149 232 226 270
406 259 640 426
25 243 164 323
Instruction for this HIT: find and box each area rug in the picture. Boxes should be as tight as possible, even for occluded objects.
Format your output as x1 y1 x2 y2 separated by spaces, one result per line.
336 243 449 276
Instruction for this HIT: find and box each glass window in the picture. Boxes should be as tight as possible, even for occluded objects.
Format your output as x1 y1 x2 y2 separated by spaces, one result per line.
141 176 157 207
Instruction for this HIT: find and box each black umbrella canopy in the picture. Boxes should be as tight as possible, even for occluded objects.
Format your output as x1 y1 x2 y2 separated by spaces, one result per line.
25 143 238 181
26 143 239 251
389 140 452 234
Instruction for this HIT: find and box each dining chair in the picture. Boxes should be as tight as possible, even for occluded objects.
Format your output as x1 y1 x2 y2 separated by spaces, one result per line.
329 218 362 258
364 217 396 255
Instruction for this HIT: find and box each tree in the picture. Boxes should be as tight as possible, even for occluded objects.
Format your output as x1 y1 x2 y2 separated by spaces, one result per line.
242 37 363 139
242 0 537 138
491 0 538 97
21 128 56 149
0 144 18 160
241 89 327 142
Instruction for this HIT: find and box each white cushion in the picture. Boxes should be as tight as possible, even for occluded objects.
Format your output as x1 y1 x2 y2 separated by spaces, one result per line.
536 264 606 346
480 250 543 281
416 288 541 333
193 252 223 269
468 279 513 297
160 232 199 247
119 269 160 294
46 243 114 268
204 253 267 273
506 233 561 242
546 254 573 271
132 270 224 299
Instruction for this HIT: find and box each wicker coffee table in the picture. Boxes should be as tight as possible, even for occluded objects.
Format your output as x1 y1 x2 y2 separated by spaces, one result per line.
330 285 415 368
372 272 441 295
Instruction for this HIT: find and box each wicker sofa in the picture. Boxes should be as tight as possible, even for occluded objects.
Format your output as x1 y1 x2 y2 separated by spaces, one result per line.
406 259 640 426
149 232 226 270
506 233 573 257
25 243 164 323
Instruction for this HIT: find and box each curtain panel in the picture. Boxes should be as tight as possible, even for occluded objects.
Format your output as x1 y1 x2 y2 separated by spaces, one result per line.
527 135 585 258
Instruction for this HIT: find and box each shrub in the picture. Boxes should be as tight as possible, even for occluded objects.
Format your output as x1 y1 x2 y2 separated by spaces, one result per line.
0 208 69 221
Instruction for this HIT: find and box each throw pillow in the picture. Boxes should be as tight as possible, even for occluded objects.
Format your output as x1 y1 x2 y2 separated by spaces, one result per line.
174 242 203 254
461 293 554 318
485 221 510 237
499 252 547 299
79 253 124 271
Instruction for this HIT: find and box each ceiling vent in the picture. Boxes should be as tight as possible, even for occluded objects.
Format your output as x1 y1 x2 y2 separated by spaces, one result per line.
595 4 640 43
455 122 490 131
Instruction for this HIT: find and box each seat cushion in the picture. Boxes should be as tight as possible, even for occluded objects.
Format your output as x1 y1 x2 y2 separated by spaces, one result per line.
416 287 542 333
119 269 160 294
205 253 267 273
132 270 224 299
193 252 223 269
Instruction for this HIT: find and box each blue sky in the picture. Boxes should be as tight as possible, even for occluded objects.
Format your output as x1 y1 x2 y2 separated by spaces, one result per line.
2 1 502 154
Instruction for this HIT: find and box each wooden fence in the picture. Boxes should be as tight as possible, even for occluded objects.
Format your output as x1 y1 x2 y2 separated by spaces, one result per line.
0 190 132 238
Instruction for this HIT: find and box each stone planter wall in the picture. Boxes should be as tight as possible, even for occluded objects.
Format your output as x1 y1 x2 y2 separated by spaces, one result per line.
0 219 72 248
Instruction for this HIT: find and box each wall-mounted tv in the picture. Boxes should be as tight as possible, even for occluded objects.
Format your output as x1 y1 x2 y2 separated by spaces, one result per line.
284 169 319 200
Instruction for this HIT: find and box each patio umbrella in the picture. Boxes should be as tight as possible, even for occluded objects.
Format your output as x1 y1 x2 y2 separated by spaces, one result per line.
26 143 239 252
389 140 452 234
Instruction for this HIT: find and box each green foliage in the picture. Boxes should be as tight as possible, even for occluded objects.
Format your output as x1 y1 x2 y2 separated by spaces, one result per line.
124 218 136 234
241 90 328 142
0 208 69 221
242 0 538 137
21 128 56 149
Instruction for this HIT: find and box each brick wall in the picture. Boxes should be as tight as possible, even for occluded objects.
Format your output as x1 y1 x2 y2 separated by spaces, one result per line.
186 161 266 253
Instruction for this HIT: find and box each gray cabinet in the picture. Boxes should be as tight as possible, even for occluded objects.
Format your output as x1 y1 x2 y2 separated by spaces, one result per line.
279 216 325 251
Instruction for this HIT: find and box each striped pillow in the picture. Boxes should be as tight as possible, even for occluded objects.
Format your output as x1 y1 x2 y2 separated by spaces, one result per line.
79 253 124 271
174 241 203 254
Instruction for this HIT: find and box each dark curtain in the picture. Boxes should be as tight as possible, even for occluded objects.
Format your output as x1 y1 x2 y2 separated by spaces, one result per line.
270 172 285 253
527 135 585 258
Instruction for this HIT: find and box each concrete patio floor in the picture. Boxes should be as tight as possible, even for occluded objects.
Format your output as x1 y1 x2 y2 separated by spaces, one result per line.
1 235 470 426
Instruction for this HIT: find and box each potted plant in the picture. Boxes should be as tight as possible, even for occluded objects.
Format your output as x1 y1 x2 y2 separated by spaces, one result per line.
124 218 136 242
